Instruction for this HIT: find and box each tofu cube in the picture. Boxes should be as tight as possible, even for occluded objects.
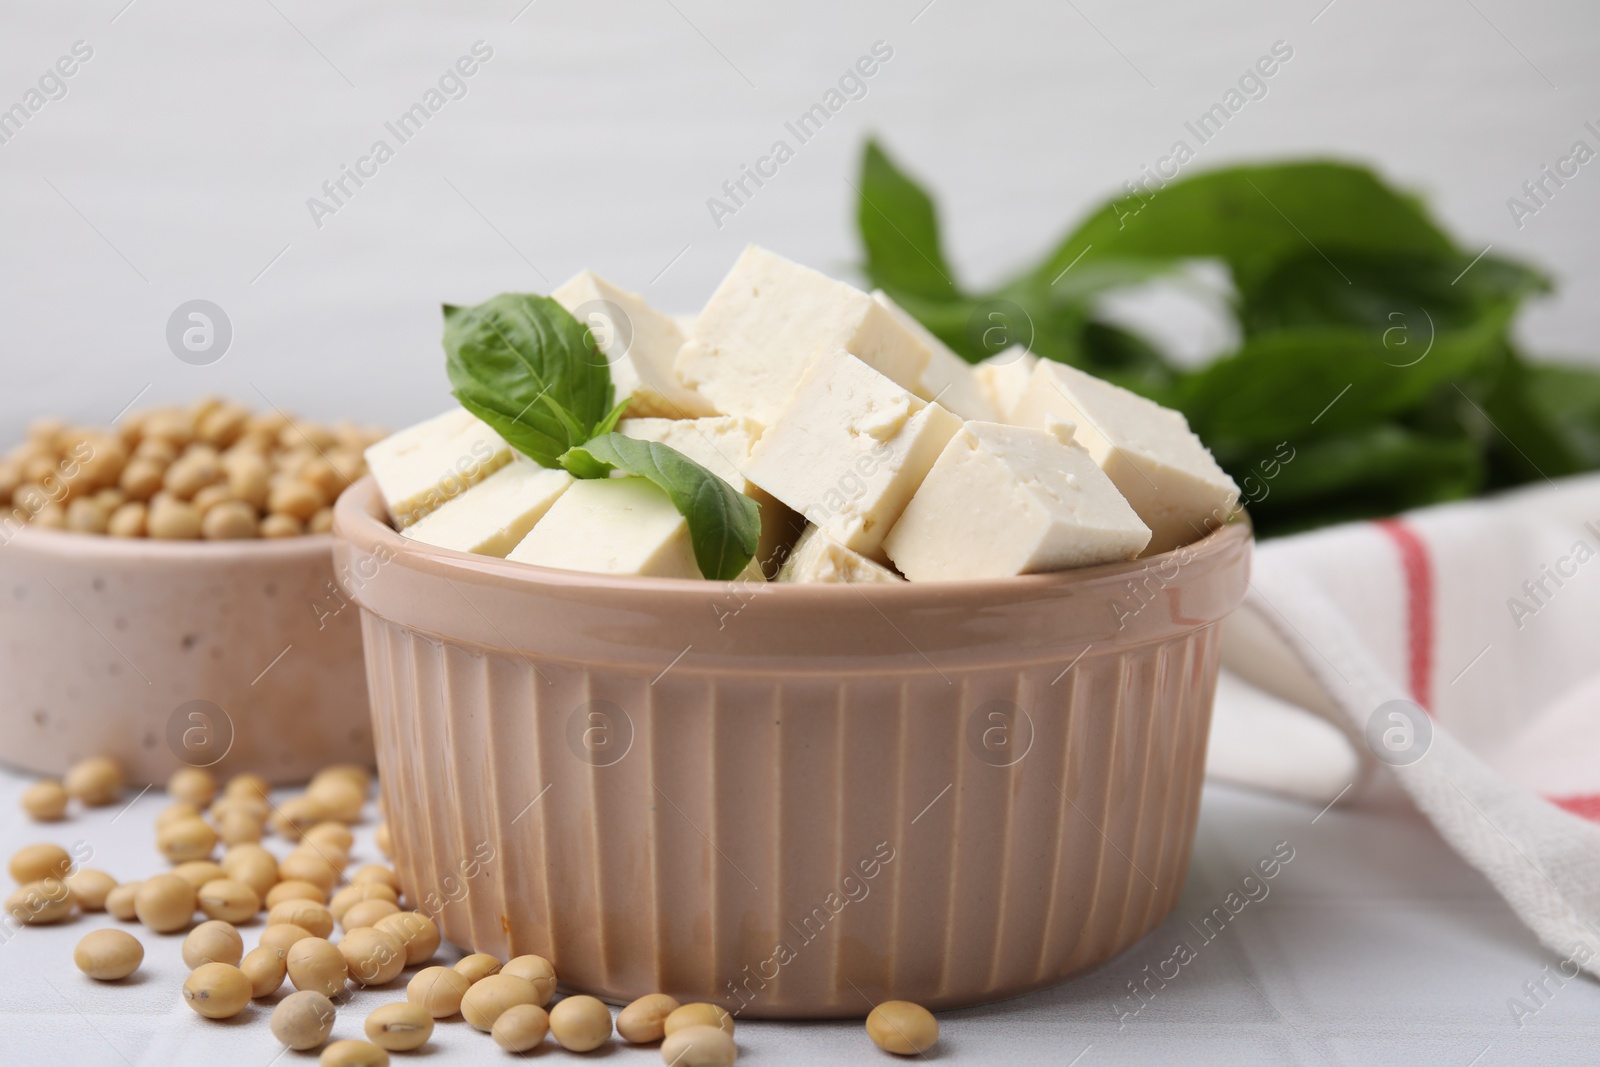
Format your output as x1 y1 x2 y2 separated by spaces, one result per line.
616 415 797 569
974 346 1038 420
401 459 573 557
872 291 998 421
1009 361 1239 554
883 421 1151 581
506 477 700 579
741 349 963 560
776 526 904 584
364 408 513 527
675 246 931 426
552 271 715 419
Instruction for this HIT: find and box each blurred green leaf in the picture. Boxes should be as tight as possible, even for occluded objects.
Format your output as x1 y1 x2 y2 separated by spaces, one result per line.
1174 312 1510 448
1227 426 1484 535
858 139 959 303
852 142 1596 538
1030 161 1458 294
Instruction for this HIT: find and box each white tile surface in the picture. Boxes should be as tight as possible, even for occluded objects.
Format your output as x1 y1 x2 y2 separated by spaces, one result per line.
1 770 1594 1065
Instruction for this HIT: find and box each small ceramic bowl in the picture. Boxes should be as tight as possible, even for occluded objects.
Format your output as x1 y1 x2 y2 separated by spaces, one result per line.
334 476 1251 1017
0 524 371 784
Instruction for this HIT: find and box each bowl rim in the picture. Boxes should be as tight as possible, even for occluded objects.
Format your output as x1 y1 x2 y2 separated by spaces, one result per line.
2 523 335 561
334 474 1253 602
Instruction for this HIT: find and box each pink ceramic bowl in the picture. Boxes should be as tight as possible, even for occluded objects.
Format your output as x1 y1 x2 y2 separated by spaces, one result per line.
334 475 1251 1017
0 525 372 784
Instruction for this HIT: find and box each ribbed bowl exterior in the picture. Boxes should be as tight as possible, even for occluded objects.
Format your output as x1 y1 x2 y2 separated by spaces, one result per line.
335 477 1250 1018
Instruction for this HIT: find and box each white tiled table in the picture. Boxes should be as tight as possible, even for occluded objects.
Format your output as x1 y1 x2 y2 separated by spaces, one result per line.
1 770 1592 1066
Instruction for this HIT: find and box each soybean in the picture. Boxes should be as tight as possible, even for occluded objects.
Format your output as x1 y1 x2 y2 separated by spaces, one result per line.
157 816 218 864
365 1002 434 1052
550 994 614 1052
618 993 681 1044
182 919 244 969
240 944 288 998
502 953 558 1006
492 1003 550 1052
64 869 117 912
461 974 539 1031
64 756 122 806
407 965 471 1018
665 1002 735 1038
182 962 252 1019
4 879 74 925
134 873 196 933
10 843 73 883
865 1000 939 1055
373 911 439 966
167 767 217 807
286 936 347 998
20 780 69 821
661 1025 738 1066
318 1040 388 1067
272 989 337 1050
105 881 141 921
339 926 406 987
453 952 502 984
197 878 259 923
74 928 144 980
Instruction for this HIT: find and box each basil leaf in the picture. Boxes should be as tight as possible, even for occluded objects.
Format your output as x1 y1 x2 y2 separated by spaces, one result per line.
1033 162 1458 295
1174 314 1509 448
559 433 760 581
444 294 616 467
858 139 959 302
1224 426 1483 536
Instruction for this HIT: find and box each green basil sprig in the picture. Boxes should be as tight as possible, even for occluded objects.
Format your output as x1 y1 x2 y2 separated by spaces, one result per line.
560 433 760 581
443 293 760 579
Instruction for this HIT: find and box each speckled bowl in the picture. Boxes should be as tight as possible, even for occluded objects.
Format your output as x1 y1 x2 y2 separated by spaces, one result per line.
335 475 1251 1017
0 525 371 784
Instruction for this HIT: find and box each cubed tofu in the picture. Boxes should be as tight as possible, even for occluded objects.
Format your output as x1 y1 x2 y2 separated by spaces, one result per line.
741 349 963 560
552 271 715 419
1009 361 1239 554
616 415 798 570
776 526 904 583
364 408 513 527
401 458 572 557
974 347 1038 420
674 246 931 426
883 421 1151 581
872 291 998 421
506 477 700 579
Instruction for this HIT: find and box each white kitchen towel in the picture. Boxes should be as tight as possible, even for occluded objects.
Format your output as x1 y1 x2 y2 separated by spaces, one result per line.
1206 472 1600 978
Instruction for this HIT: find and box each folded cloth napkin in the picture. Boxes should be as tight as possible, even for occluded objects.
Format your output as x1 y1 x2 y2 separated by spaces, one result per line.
1205 472 1600 978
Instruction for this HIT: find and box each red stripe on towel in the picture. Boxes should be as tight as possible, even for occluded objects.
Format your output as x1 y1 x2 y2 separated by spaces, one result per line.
1374 518 1434 712
1548 794 1600 822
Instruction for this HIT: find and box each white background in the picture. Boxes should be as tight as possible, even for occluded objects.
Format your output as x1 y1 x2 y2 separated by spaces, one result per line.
3 3 1600 1063
1 0 1598 437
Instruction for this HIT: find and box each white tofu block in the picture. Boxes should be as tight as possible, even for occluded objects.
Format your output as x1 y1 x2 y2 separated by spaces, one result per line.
776 526 904 584
674 246 931 426
617 415 800 574
883 421 1151 581
741 349 963 560
975 347 1039 420
615 416 761 490
364 408 513 527
401 458 573 557
552 271 716 419
506 477 700 579
872 291 998 421
1009 361 1239 554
